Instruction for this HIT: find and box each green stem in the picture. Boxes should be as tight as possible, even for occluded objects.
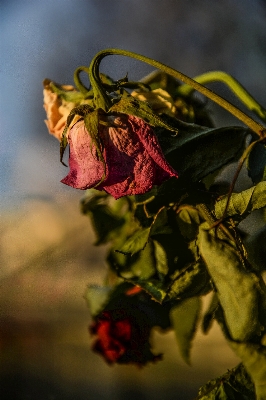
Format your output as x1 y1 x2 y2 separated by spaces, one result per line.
88 53 113 111
196 203 235 242
73 66 92 95
177 71 266 123
88 49 266 138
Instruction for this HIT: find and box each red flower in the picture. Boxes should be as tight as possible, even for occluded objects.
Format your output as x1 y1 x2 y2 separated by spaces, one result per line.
90 310 162 366
61 114 178 199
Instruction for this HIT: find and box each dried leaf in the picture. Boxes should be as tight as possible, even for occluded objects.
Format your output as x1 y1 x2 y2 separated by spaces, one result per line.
170 297 201 364
214 181 266 220
198 225 264 341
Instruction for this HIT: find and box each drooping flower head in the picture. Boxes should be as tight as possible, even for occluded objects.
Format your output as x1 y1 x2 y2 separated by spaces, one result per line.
89 291 162 366
61 113 178 199
90 308 162 366
87 282 170 366
43 50 180 199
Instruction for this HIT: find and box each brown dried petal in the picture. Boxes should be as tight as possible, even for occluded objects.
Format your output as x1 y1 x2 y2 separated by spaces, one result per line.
131 88 176 117
43 84 77 141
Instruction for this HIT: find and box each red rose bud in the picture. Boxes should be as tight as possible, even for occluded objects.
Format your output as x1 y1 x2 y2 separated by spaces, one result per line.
61 114 178 199
90 310 162 366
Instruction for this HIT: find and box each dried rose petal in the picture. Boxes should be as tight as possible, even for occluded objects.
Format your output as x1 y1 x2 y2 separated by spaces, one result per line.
131 88 176 117
61 120 105 189
61 114 178 199
43 83 78 141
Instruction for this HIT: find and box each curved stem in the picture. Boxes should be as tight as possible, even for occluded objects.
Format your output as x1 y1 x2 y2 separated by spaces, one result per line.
88 49 266 137
73 66 92 94
88 54 113 110
196 203 235 242
177 71 266 123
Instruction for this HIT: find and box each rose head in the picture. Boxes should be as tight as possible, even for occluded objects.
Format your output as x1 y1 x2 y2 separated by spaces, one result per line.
90 311 131 364
90 310 162 366
61 113 178 199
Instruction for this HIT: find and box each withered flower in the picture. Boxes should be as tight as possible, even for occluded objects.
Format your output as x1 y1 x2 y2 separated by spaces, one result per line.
90 310 162 366
61 113 178 199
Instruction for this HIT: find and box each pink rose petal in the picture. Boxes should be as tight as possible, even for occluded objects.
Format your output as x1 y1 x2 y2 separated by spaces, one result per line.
61 121 105 189
61 114 178 199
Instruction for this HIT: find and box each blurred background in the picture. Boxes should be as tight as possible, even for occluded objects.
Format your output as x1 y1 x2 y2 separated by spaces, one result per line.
1 0 266 399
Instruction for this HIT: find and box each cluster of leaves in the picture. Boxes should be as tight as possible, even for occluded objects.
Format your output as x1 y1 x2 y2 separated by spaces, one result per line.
196 364 256 400
81 71 266 398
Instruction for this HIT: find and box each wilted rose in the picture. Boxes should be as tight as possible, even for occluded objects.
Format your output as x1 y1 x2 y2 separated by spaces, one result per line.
90 310 162 366
43 82 78 141
61 113 178 199
131 88 176 117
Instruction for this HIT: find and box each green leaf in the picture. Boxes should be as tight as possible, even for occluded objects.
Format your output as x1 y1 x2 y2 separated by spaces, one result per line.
228 342 266 400
80 192 127 245
153 240 168 277
176 207 201 240
196 364 256 400
111 240 156 280
125 277 167 303
88 206 126 245
130 241 156 279
117 207 171 256
150 207 172 236
110 95 179 133
167 262 210 300
84 285 111 316
201 169 222 190
247 140 266 184
151 217 196 275
214 181 266 220
202 293 219 334
155 117 247 183
245 226 266 271
170 297 201 364
117 227 150 255
198 225 265 341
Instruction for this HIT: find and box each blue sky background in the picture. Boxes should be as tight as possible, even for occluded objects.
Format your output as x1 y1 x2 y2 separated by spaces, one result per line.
1 0 266 209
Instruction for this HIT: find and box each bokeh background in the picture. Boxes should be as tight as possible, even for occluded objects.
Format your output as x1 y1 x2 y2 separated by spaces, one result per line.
1 1 266 399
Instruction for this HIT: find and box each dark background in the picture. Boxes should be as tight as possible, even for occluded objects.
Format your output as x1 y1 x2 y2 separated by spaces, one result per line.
1 1 266 399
